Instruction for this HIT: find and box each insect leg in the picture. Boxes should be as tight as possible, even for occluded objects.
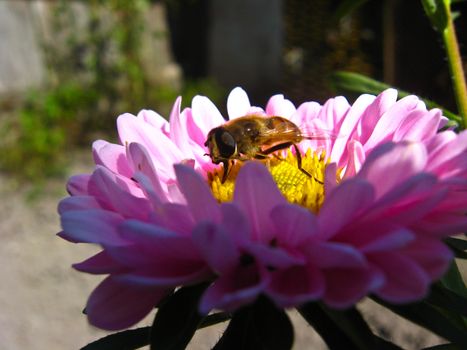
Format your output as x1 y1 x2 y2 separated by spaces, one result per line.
221 160 231 183
262 143 324 184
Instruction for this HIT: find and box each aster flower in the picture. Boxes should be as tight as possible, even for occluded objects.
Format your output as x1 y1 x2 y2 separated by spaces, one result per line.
58 87 467 348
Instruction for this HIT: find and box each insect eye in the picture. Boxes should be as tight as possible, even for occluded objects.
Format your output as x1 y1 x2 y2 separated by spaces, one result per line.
215 129 236 157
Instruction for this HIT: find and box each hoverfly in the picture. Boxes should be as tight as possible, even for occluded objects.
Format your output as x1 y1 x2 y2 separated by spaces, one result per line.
204 114 332 183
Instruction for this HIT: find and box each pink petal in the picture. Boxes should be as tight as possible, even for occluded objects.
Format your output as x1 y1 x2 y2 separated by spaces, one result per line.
86 276 167 330
363 95 421 150
117 220 200 260
323 267 383 308
413 212 467 237
58 196 101 214
117 113 182 180
402 238 453 280
89 166 152 220
245 242 305 268
342 140 365 179
426 130 467 175
137 109 169 133
393 108 441 142
270 204 318 246
370 252 430 303
220 203 252 243
294 101 322 126
234 162 287 241
324 162 339 194
174 164 221 222
127 142 167 205
115 268 210 287
67 174 90 195
265 94 296 118
227 87 251 119
330 93 375 164
358 89 398 144
318 179 375 240
370 178 445 229
318 96 350 128
73 251 122 274
60 209 127 245
169 96 193 155
191 95 225 138
359 228 415 253
305 242 366 268
357 142 428 198
199 265 266 314
92 140 132 177
152 202 195 234
193 222 239 274
267 265 325 307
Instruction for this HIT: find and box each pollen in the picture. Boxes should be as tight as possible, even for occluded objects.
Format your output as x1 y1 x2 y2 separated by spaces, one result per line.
207 149 331 213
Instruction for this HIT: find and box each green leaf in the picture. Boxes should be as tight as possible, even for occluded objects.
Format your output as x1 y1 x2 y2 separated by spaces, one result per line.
213 297 294 350
445 238 467 259
80 327 150 350
421 0 450 32
440 260 467 298
330 71 462 125
427 283 467 317
298 303 402 350
332 0 370 22
149 283 209 350
372 297 467 346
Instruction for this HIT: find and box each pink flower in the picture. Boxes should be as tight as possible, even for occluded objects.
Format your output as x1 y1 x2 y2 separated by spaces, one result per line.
58 87 467 330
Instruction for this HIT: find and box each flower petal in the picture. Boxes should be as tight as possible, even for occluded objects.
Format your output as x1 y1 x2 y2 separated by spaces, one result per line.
220 203 252 243
174 164 221 222
89 166 152 220
169 97 193 156
73 251 122 274
305 242 366 268
86 276 167 330
191 95 225 138
270 204 318 246
318 179 375 240
323 267 383 308
267 265 325 307
92 140 132 178
234 162 286 241
60 209 127 245
371 252 430 303
58 196 101 214
402 238 453 280
199 265 266 314
358 88 398 144
265 94 296 118
67 174 90 195
193 222 239 274
227 87 251 119
357 142 428 198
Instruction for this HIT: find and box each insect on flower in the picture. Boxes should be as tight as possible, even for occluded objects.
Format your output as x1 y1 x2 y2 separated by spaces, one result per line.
204 114 334 183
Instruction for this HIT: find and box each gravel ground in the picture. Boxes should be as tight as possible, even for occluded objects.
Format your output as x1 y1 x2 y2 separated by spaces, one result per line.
0 149 461 349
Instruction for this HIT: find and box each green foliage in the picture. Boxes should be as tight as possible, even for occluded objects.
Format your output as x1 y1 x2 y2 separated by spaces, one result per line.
0 0 184 181
0 82 98 179
330 70 463 126
422 0 450 31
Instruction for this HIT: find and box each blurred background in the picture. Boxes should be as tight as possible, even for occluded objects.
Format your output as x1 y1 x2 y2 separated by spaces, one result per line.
0 0 466 349
1 0 466 181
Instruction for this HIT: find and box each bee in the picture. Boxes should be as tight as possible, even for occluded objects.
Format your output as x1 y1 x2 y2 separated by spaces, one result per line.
204 114 330 183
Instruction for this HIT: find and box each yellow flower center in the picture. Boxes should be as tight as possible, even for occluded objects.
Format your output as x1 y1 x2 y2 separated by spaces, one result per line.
207 149 330 213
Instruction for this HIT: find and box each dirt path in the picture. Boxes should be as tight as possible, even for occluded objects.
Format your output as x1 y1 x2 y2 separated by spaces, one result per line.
0 149 452 349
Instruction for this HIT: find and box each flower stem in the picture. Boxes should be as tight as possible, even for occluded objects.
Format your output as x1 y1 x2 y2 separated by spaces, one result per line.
442 2 467 128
